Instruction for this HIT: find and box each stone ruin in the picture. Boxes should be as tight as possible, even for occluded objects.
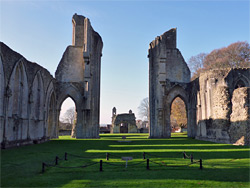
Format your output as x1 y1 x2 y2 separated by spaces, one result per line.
110 107 138 133
148 28 250 145
1 14 249 147
0 14 103 148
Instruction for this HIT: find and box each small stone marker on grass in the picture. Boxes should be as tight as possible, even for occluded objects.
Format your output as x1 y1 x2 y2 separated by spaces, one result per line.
122 157 133 168
117 136 132 142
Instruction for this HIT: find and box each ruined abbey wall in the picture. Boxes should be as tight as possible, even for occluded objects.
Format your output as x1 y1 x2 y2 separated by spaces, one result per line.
148 29 250 145
0 42 57 148
148 28 191 138
0 13 102 148
195 69 250 145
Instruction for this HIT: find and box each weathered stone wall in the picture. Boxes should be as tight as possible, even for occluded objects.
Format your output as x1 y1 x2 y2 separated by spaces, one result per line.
195 70 231 143
229 87 249 145
55 46 85 83
195 69 250 145
0 42 56 148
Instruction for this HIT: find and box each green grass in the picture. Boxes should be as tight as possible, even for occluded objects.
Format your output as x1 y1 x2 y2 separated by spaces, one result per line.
1 133 250 187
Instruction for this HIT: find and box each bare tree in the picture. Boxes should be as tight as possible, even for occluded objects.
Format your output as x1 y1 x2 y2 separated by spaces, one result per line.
188 53 207 80
62 107 76 125
203 41 250 70
138 97 149 121
189 41 250 80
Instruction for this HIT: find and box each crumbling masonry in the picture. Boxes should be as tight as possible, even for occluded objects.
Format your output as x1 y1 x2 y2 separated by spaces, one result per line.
148 28 250 145
1 16 249 147
0 14 102 148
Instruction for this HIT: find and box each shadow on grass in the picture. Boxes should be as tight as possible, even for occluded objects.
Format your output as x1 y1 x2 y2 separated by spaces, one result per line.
1 134 250 187
33 165 250 188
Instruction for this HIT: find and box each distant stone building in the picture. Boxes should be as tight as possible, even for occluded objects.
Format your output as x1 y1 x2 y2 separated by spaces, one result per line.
0 13 102 148
148 28 250 145
110 107 138 133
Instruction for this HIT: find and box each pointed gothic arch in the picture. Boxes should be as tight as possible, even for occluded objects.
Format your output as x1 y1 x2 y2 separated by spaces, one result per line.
234 75 249 89
6 59 29 141
164 85 191 137
29 71 45 140
57 85 82 113
57 84 83 138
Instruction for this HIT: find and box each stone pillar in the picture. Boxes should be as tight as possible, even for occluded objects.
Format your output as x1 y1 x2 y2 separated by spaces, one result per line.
76 109 84 138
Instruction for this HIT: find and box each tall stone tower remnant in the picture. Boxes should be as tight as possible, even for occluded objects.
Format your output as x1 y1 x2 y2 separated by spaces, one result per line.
55 13 103 138
148 28 192 138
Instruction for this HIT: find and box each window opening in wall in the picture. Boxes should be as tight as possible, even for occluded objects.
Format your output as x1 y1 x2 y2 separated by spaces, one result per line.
170 97 187 136
59 97 77 138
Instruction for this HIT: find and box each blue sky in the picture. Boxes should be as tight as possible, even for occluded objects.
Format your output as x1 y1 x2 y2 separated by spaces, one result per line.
1 0 249 124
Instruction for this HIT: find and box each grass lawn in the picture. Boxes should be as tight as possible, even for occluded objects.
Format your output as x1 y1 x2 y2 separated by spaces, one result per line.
1 133 250 187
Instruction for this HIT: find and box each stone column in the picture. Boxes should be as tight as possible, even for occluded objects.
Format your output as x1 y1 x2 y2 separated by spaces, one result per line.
76 109 84 138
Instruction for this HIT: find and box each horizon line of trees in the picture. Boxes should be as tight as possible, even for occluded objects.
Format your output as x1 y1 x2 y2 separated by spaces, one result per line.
188 41 250 80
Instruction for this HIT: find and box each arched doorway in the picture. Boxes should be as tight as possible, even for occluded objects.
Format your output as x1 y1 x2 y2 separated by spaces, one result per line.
59 97 77 137
164 85 191 138
170 97 187 136
56 84 83 138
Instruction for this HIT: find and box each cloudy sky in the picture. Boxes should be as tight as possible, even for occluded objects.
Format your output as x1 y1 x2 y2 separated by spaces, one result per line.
1 0 249 124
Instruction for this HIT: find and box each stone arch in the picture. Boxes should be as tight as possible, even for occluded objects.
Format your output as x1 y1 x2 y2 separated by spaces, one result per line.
6 59 29 141
0 55 5 144
29 71 45 140
45 80 57 139
234 75 249 89
57 85 82 112
59 97 77 137
57 85 83 138
164 85 191 137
